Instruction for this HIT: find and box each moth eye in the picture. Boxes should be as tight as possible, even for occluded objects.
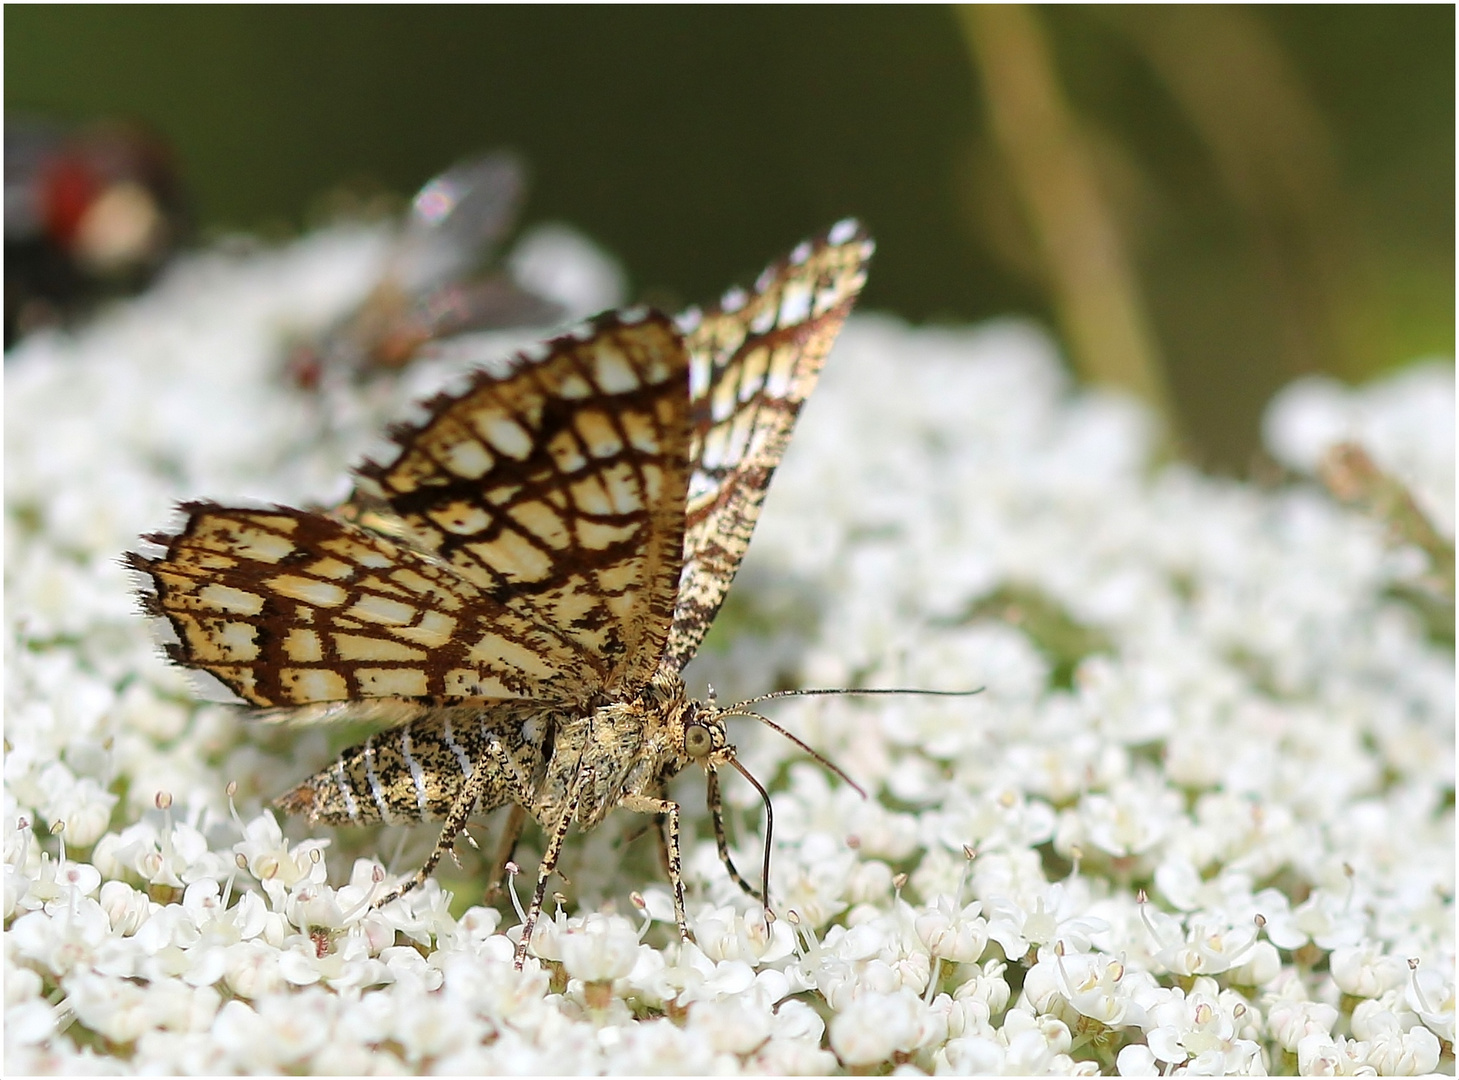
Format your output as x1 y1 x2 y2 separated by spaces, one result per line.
684 723 713 758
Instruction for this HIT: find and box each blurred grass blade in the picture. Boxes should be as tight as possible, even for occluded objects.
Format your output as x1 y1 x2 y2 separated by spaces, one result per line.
957 3 1178 443
1104 6 1372 382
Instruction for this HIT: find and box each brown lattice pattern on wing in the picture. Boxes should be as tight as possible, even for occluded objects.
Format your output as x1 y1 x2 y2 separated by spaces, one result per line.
343 311 692 693
658 221 874 672
129 505 600 707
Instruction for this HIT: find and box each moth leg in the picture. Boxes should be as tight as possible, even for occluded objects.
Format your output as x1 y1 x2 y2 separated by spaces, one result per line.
375 737 522 910
484 802 528 902
653 813 672 879
623 792 690 943
515 775 586 970
706 767 763 903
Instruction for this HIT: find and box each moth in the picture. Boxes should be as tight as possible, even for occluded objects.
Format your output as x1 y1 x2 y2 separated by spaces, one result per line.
287 150 561 388
132 220 874 966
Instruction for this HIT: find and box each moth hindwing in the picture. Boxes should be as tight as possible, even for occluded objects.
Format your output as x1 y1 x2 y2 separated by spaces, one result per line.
130 221 874 967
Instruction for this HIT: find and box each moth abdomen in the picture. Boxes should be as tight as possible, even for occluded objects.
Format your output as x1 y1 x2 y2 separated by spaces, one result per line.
277 712 506 827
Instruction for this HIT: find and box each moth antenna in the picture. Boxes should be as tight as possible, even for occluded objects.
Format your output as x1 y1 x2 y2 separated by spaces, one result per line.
727 757 774 916
721 709 868 799
730 686 983 710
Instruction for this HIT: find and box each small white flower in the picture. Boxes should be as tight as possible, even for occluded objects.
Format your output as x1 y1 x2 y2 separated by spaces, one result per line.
1285 888 1368 951
5 959 45 1008
1227 939 1283 987
221 938 288 999
4 845 37 919
1349 995 1405 1041
35 767 117 849
826 918 890 963
1360 1023 1442 1075
22 848 103 909
636 939 758 1006
1071 779 1182 860
953 957 1012 1018
508 222 628 319
1024 945 1149 1029
254 988 339 1069
381 942 443 993
9 897 113 978
1330 942 1410 999
748 1036 839 1075
132 1029 233 1074
985 879 1108 960
693 956 758 1001
210 999 269 1069
114 680 190 742
945 993 994 1043
276 941 326 986
1153 854 1224 913
97 879 153 936
387 986 472 1063
1152 913 1262 977
1248 886 1310 950
373 874 454 947
1267 996 1338 1052
232 812 328 897
969 846 1050 907
768 995 825 1044
772 840 855 929
6 998 60 1046
999 1007 1074 1073
66 971 154 1045
913 895 988 963
911 844 975 903
92 814 228 891
1142 979 1259 1072
692 904 796 965
437 943 551 1026
845 858 896 905
935 1034 1011 1075
925 786 1057 854
1115 1042 1159 1076
1295 1030 1352 1076
442 902 502 950
1404 963 1454 1041
130 899 200 962
145 976 221 1033
829 987 925 1066
687 995 773 1056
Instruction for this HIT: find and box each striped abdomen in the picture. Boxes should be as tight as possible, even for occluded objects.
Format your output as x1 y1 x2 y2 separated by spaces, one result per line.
275 704 549 826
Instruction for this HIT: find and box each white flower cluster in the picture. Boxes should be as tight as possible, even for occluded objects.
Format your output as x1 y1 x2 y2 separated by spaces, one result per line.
5 226 1453 1074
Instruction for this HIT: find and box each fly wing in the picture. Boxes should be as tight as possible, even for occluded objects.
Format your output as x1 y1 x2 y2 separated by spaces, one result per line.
390 150 527 294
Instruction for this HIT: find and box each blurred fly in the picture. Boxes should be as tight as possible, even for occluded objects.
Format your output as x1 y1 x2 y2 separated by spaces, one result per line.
289 151 562 387
5 116 188 347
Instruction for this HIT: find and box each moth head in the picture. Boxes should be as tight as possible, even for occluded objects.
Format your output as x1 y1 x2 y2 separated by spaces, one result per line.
678 699 733 767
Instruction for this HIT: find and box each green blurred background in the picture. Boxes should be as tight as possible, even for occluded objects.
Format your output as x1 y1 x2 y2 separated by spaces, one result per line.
7 5 1453 470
